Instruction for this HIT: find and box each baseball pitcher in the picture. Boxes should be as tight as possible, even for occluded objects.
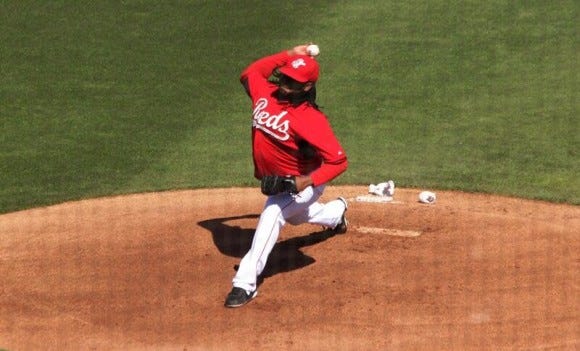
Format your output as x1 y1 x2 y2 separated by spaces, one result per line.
224 44 348 308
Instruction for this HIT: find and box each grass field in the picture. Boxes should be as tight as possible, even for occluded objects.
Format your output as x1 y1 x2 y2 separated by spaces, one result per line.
0 1 577 213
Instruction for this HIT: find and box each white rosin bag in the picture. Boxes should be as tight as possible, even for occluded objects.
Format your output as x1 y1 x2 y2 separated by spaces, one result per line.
356 180 395 203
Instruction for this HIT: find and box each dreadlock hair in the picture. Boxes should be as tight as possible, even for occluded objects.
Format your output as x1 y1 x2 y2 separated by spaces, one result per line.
270 69 321 110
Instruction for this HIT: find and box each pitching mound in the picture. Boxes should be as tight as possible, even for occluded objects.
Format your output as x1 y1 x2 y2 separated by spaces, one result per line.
0 186 578 350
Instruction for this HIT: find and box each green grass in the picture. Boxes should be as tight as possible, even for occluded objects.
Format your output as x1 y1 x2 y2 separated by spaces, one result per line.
0 0 577 213
319 1 578 202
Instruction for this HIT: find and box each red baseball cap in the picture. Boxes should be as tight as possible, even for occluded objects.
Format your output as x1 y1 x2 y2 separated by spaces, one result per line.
279 55 320 83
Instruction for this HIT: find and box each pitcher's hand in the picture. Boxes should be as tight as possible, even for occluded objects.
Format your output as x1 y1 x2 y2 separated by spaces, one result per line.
288 44 311 56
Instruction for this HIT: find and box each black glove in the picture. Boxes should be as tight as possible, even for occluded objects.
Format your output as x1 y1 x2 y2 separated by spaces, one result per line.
260 175 298 196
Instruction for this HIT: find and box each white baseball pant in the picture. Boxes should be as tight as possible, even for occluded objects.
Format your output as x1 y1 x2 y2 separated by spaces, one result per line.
232 184 346 293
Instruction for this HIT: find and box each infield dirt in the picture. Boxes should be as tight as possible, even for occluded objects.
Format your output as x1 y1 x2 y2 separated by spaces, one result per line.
0 186 578 350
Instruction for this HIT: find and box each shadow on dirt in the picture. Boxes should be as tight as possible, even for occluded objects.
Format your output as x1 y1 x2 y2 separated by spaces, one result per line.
198 214 338 283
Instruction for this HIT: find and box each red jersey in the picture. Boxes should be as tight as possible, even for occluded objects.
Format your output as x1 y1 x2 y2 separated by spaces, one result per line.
240 51 348 186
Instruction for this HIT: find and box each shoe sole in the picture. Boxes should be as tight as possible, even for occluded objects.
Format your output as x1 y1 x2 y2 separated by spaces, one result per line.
334 217 348 234
224 290 258 308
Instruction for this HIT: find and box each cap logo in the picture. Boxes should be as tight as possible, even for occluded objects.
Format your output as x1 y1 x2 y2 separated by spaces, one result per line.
291 58 307 69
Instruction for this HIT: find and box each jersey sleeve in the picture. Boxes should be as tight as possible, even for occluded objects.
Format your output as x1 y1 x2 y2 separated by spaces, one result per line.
240 51 290 99
294 111 348 186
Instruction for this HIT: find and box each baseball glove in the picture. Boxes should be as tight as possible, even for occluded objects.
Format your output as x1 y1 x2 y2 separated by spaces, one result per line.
261 175 298 196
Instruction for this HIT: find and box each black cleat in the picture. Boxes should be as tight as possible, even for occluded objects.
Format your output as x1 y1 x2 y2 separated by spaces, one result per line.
332 197 348 234
224 287 257 308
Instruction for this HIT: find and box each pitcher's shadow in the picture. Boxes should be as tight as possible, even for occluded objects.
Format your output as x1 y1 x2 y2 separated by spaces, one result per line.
198 214 337 282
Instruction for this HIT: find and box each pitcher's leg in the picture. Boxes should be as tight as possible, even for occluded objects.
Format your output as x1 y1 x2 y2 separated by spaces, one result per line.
232 186 322 293
287 197 347 229
311 197 347 228
232 200 287 293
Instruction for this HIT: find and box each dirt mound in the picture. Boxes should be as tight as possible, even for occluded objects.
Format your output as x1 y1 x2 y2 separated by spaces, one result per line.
0 186 578 350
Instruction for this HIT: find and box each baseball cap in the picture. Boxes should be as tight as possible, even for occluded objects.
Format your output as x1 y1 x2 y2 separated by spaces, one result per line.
278 55 319 83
